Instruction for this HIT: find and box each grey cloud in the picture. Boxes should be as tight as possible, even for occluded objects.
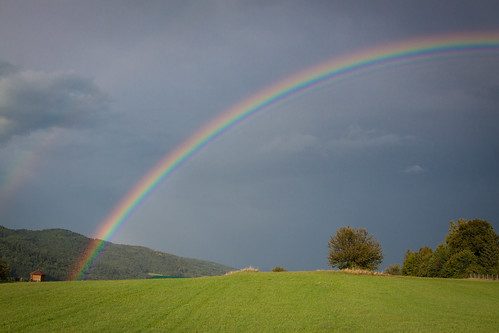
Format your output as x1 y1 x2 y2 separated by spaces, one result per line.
259 133 320 154
404 165 426 175
0 60 18 76
0 62 108 142
324 124 408 153
256 124 412 156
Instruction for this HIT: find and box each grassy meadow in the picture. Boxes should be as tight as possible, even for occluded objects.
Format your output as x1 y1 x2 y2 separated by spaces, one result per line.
1 271 498 332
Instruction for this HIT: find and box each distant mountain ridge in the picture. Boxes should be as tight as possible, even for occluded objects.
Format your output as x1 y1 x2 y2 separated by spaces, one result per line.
0 225 234 280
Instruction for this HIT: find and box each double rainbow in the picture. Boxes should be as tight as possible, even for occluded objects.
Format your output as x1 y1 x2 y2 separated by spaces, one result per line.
70 31 499 280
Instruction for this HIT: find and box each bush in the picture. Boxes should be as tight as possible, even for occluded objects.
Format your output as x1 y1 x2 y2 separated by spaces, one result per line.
384 264 402 275
271 266 287 272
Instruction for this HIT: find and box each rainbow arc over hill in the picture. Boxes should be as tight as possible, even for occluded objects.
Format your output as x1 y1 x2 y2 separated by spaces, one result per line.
70 31 499 280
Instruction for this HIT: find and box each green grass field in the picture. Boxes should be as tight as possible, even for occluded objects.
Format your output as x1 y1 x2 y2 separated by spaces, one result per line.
1 271 498 332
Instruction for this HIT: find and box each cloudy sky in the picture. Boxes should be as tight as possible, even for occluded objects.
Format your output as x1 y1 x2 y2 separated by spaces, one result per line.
1 1 498 271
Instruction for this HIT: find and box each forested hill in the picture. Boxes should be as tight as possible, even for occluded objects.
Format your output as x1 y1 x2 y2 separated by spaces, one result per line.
0 225 234 281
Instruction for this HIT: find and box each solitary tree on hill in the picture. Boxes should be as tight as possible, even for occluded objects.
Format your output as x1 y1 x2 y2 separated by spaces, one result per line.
327 226 383 271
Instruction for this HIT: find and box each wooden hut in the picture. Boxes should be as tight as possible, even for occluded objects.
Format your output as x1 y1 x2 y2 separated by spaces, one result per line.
30 270 46 282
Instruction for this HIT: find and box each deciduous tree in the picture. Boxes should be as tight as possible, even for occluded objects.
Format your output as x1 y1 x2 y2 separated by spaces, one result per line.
427 242 450 277
327 226 383 271
402 247 433 277
446 218 499 275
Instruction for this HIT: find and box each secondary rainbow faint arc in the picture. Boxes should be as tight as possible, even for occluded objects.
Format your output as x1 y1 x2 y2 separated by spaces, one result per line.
70 31 499 280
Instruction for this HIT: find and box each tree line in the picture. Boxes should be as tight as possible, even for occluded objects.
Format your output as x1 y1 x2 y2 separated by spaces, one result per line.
401 219 498 278
327 218 498 278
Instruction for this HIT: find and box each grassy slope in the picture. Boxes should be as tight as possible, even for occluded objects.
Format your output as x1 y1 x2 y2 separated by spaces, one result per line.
1 271 498 332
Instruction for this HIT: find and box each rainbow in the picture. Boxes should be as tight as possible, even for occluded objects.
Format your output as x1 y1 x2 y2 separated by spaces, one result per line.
69 31 499 280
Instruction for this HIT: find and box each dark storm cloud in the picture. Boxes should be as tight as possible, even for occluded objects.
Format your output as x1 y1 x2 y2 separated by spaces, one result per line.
0 0 498 271
0 61 108 142
0 60 17 76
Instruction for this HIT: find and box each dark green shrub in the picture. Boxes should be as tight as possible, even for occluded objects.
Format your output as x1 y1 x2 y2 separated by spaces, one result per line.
271 266 287 272
384 264 401 275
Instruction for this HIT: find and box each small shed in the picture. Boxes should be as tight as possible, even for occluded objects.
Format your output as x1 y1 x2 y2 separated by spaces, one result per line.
30 270 46 282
